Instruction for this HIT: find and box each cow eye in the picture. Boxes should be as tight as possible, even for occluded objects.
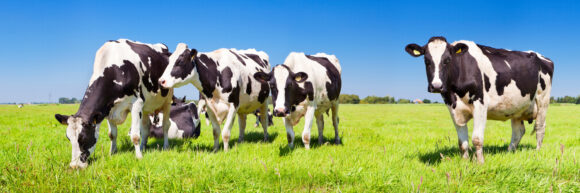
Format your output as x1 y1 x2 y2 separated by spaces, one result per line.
443 58 450 64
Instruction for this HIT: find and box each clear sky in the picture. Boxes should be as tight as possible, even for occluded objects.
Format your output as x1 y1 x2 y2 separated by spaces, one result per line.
0 0 578 103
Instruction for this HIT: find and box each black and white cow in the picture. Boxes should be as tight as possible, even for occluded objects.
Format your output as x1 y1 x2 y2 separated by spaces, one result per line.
252 108 273 128
254 52 342 149
54 39 173 168
149 96 201 139
158 43 271 151
405 36 554 163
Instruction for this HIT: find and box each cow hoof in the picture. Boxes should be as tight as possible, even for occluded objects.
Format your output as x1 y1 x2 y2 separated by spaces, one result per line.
135 153 143 160
335 139 342 145
263 136 269 142
288 143 294 149
304 144 310 150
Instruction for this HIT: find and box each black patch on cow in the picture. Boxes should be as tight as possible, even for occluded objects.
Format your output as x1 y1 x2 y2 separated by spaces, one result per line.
539 77 546 90
246 77 252 95
304 82 314 101
483 74 491 92
127 41 170 96
478 45 539 98
78 122 96 162
139 112 142 118
258 78 269 103
305 55 341 101
219 67 233 93
108 40 120 43
229 50 246 66
271 65 315 111
196 54 220 98
245 54 268 68
228 82 241 107
439 47 484 106
170 49 196 80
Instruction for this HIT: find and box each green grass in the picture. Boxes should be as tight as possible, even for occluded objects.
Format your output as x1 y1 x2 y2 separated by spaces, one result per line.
0 104 578 192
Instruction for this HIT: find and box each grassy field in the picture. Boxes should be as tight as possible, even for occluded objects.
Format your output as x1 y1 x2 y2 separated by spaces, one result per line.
0 104 578 192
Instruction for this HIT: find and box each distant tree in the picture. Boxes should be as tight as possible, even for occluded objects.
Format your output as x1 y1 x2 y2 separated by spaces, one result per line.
58 97 80 104
397 99 411 104
423 99 431 104
339 94 360 104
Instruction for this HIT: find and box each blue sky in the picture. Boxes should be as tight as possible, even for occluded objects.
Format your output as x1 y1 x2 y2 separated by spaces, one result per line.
0 0 578 103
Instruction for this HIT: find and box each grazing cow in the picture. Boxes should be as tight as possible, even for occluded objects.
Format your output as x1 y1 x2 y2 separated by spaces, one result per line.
254 52 342 149
158 43 271 151
54 39 173 168
405 36 554 163
149 96 201 139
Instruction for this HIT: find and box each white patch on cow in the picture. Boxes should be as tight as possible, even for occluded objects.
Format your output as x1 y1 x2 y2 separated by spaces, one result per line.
427 40 447 86
503 60 511 69
525 50 552 63
272 66 290 111
113 80 123 86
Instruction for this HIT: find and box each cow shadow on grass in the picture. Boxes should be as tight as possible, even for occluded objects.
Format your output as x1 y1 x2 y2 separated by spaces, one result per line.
116 137 215 153
278 135 343 156
231 131 278 144
417 143 535 165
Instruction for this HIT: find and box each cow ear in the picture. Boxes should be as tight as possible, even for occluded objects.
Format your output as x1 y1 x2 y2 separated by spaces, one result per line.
90 112 103 125
452 43 468 55
182 96 186 102
55 114 70 125
293 72 308 83
405 43 424 57
253 72 271 83
190 49 198 60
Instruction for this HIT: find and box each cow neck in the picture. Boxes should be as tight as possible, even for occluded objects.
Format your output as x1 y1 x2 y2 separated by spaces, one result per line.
75 85 113 124
190 57 204 93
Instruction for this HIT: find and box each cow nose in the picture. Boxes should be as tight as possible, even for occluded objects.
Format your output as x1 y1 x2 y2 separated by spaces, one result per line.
159 79 166 86
429 83 442 93
273 108 286 117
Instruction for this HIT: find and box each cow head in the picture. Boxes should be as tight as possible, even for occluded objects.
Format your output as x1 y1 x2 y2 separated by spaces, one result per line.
159 43 198 88
54 113 100 169
405 36 468 93
254 65 309 117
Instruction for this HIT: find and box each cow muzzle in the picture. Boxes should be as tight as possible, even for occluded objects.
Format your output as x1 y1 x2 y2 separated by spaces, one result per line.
273 107 289 117
159 78 169 88
428 81 443 93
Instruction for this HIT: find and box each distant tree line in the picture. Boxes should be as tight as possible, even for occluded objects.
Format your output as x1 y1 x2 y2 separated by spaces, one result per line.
550 96 580 104
338 94 433 104
58 97 80 104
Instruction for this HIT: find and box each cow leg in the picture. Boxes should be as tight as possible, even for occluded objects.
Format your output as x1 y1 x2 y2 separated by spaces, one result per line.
205 106 221 152
331 103 341 145
237 113 247 143
472 102 488 164
107 120 118 155
316 113 324 145
130 99 145 159
508 119 525 151
453 123 470 159
259 104 270 141
302 105 316 149
221 103 237 152
161 104 171 150
140 112 151 151
534 99 549 150
283 117 295 148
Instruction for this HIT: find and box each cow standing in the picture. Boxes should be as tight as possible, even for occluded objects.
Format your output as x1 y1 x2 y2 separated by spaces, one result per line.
254 52 342 149
158 43 271 152
149 96 201 139
54 39 173 168
405 36 554 163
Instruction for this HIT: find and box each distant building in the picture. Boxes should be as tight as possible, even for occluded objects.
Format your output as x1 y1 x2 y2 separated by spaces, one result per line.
413 99 423 104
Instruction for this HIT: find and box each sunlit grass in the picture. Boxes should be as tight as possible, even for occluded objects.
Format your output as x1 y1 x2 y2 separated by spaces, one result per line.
0 104 578 192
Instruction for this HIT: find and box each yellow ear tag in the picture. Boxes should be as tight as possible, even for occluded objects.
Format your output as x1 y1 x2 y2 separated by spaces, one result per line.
456 48 462 54
93 120 97 124
413 50 420 56
190 55 195 60
295 76 302 82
